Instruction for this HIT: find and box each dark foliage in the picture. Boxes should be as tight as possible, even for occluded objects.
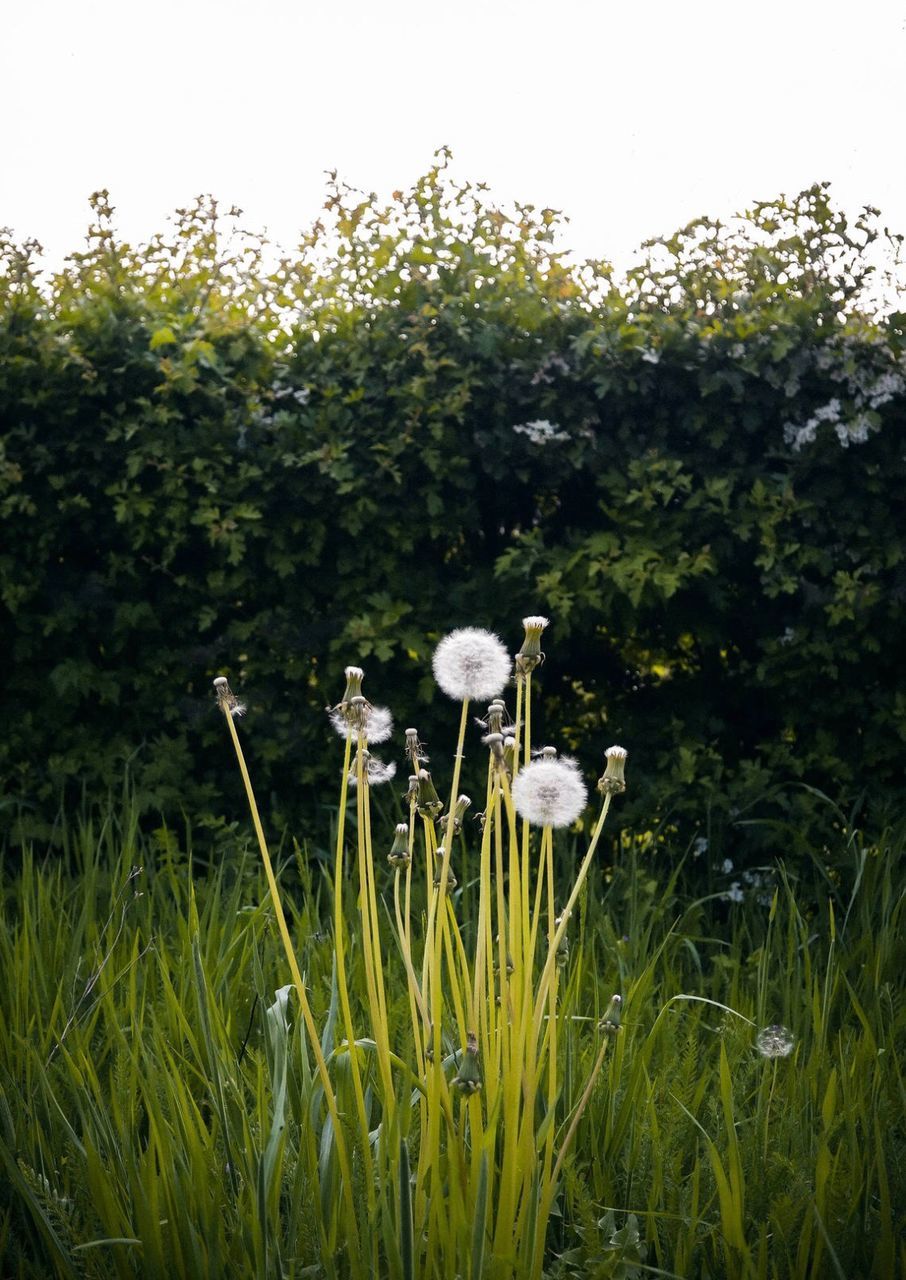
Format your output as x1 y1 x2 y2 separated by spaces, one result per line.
2 156 904 862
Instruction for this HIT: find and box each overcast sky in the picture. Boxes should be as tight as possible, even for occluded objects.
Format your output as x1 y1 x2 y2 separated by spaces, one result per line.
2 0 904 275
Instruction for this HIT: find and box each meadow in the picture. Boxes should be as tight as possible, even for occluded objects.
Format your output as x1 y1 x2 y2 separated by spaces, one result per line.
1 626 903 1278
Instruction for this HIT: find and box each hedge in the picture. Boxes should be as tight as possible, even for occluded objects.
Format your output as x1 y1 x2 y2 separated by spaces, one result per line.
2 156 905 864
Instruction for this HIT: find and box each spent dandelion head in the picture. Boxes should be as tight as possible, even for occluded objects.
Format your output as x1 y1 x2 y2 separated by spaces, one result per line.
432 627 511 702
213 675 246 718
512 754 587 828
755 1025 795 1059
404 727 429 769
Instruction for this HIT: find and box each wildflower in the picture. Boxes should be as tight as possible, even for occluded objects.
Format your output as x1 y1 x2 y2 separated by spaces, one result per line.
515 615 550 676
213 675 246 718
451 1031 482 1094
597 745 628 796
598 994 622 1035
329 702 393 743
432 628 511 702
348 751 397 788
512 754 587 829
387 823 410 869
724 882 744 905
755 1025 795 1059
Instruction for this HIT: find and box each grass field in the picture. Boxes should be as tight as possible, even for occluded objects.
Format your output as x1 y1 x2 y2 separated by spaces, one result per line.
1 789 903 1278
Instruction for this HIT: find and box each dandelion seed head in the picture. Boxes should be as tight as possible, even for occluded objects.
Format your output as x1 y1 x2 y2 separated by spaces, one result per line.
348 755 397 788
328 703 393 743
432 627 512 702
755 1025 795 1059
512 756 587 828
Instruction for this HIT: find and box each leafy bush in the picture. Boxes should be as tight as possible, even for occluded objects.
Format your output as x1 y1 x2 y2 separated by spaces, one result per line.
1 157 904 862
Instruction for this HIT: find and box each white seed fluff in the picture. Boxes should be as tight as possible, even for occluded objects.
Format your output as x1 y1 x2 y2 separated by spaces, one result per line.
348 757 397 788
329 704 394 743
755 1025 795 1059
512 757 587 829
432 627 512 702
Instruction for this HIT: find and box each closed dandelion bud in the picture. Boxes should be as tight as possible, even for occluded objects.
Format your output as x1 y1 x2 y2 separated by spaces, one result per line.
387 822 410 869
433 627 512 702
451 794 472 833
555 921 570 968
516 615 550 676
433 849 458 892
598 994 622 1035
213 675 246 718
598 745 628 796
341 666 365 704
404 774 419 805
416 769 443 819
512 755 587 828
493 952 515 977
451 1031 482 1095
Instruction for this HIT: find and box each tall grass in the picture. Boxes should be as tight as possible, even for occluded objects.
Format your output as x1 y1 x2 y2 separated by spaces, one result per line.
1 800 903 1277
3 613 906 1280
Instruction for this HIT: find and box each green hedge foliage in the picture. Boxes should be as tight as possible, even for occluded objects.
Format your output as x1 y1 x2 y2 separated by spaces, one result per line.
2 159 905 859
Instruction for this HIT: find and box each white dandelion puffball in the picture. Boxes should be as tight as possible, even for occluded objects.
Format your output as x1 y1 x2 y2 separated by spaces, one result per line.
432 627 512 702
512 757 588 828
329 704 393 744
755 1025 795 1059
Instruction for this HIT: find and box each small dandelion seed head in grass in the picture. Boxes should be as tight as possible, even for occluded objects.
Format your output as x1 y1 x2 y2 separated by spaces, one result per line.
328 703 393 743
432 627 512 702
755 1025 795 1058
512 755 587 828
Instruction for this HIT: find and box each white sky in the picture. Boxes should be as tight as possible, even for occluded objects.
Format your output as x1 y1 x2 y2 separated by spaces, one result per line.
2 0 905 275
